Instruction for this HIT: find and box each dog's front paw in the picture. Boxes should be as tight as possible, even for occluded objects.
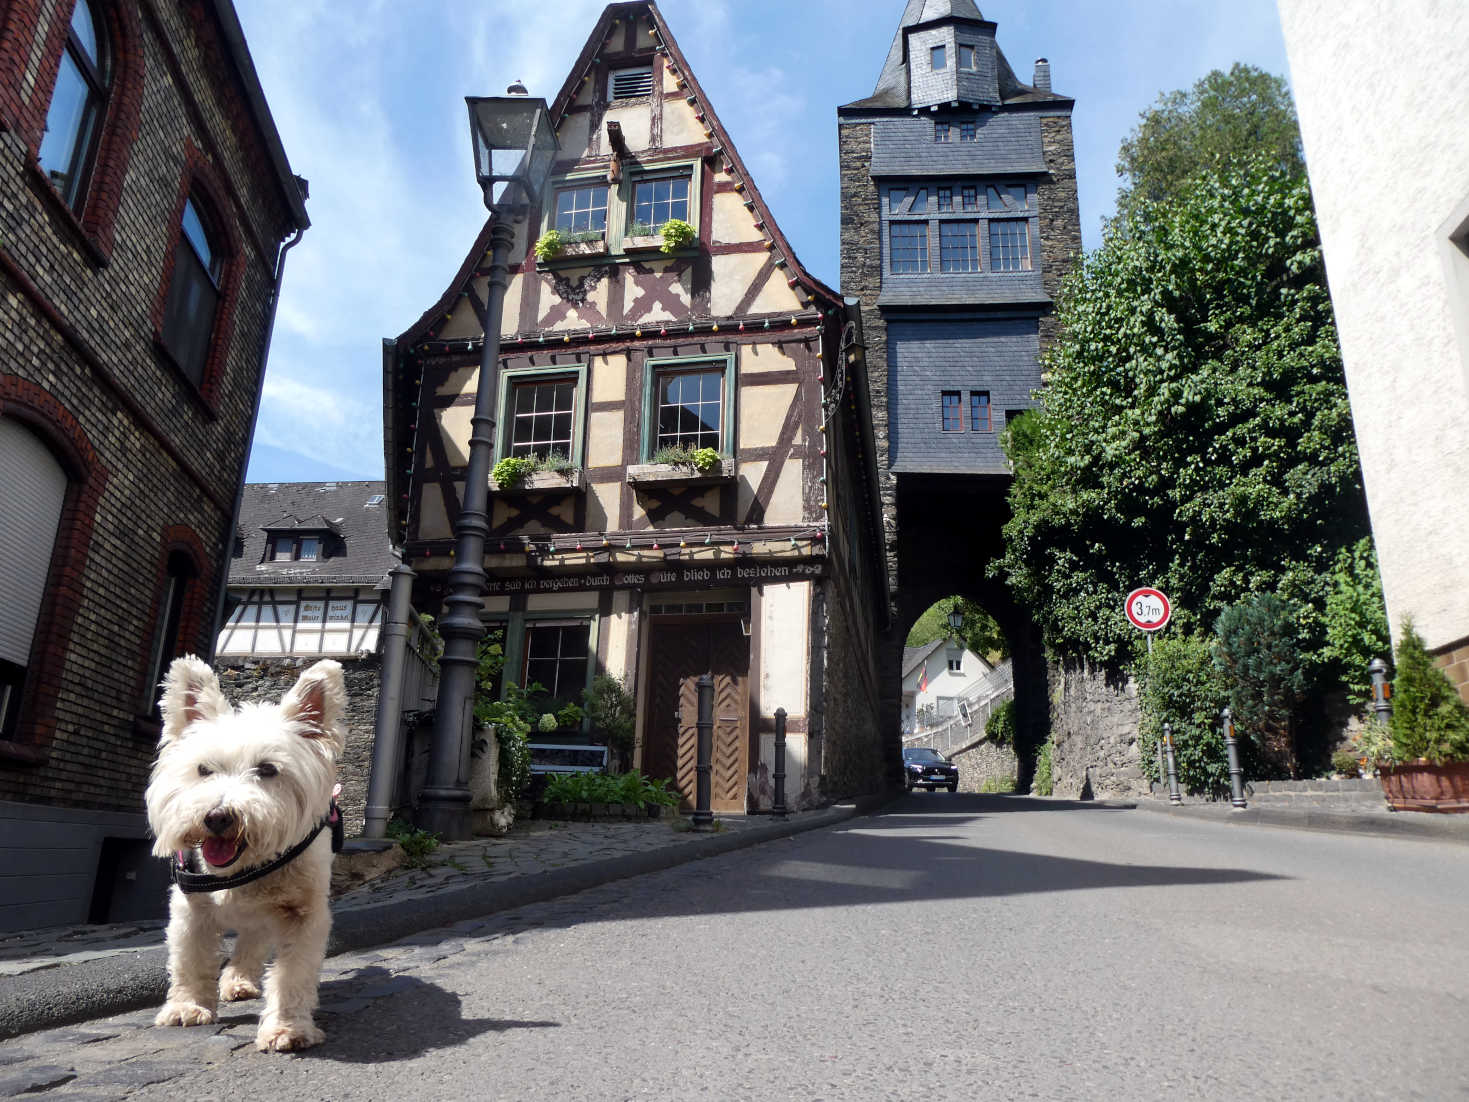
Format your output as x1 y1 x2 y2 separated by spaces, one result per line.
256 1020 324 1052
219 972 261 1002
155 1001 216 1027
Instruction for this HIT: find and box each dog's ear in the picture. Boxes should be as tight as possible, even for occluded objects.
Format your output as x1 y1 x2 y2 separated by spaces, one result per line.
159 656 230 744
281 660 347 755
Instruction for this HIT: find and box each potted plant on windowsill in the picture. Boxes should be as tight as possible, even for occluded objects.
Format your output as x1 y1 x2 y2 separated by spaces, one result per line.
489 451 585 494
535 228 607 265
627 445 734 487
623 220 665 252
1375 620 1469 812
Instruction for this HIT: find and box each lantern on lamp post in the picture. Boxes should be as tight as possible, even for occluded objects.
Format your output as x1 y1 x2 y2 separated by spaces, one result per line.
417 86 558 840
946 606 965 638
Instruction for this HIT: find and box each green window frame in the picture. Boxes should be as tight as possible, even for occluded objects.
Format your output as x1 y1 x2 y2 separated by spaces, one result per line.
491 608 601 735
494 362 588 467
543 160 702 258
641 353 736 461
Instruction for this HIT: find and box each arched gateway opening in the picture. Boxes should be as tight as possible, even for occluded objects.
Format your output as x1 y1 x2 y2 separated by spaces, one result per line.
877 474 1050 792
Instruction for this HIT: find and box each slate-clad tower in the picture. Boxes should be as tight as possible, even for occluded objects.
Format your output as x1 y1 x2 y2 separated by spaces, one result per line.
839 0 1081 775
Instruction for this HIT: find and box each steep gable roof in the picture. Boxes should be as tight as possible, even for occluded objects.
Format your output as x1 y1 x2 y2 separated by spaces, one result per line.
232 481 395 587
393 0 836 356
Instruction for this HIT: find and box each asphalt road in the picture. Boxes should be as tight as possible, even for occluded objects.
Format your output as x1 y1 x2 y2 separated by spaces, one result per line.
7 794 1468 1100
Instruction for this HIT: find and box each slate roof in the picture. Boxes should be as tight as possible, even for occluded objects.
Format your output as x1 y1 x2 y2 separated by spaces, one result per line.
843 0 1068 111
231 481 395 587
902 638 947 678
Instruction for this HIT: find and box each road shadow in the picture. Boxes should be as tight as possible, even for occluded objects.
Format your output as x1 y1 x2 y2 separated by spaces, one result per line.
284 967 558 1062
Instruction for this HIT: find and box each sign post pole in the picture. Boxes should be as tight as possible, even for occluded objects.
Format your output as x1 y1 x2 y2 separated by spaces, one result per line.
1126 588 1173 791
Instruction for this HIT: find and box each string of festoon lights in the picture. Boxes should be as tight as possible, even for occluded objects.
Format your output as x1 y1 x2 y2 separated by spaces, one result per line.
401 528 828 569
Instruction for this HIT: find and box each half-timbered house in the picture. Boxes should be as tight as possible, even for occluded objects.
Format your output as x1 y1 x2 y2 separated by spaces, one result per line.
383 1 888 812
218 481 396 661
213 481 438 836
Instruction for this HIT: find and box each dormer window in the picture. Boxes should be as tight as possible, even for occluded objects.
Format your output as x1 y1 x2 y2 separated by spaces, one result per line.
930 45 946 71
958 44 977 70
269 535 324 562
608 66 654 99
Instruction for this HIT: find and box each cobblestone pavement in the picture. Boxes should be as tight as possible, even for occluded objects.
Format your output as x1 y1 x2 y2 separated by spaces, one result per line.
0 815 780 981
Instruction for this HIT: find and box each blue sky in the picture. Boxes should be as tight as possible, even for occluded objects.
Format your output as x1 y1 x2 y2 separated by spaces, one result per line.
236 0 1291 485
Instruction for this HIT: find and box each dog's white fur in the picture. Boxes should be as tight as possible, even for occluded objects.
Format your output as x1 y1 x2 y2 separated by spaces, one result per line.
146 656 346 1052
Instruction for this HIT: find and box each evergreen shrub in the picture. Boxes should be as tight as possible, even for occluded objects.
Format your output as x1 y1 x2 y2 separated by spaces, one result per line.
1388 620 1469 764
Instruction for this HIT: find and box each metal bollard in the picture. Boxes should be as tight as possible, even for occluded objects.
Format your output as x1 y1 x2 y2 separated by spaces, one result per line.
1163 721 1182 805
1221 707 1247 809
1369 657 1393 723
1156 739 1167 793
692 674 714 829
772 707 788 819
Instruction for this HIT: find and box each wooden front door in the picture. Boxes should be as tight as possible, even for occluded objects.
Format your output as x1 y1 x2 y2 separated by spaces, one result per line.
644 620 749 813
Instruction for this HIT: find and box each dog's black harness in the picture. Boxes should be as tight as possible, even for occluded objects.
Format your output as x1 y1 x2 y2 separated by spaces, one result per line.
171 799 343 894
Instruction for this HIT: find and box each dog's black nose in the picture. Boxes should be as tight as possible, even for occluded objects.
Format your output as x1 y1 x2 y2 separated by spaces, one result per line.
203 808 234 835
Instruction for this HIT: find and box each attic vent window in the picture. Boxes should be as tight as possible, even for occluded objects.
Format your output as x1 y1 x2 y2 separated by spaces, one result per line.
609 67 654 99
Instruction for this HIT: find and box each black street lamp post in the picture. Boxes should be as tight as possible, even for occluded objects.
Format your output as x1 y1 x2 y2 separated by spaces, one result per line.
417 88 558 840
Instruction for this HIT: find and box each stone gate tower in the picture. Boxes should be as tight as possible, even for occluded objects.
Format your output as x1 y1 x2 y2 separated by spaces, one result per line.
838 0 1082 777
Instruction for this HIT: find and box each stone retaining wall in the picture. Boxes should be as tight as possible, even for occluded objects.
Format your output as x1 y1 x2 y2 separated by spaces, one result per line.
1047 659 1147 798
950 739 1019 792
214 656 381 837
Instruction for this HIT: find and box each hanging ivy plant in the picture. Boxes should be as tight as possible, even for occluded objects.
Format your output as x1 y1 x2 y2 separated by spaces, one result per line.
660 218 696 253
533 229 565 262
492 455 534 489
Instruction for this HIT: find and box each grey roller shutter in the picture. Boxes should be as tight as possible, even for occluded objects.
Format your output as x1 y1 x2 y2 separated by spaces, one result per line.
0 417 68 667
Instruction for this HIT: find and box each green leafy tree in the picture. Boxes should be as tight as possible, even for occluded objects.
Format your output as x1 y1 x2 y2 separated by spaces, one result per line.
1214 593 1310 777
905 597 1008 663
1389 620 1469 763
1322 537 1391 705
1114 64 1303 226
1138 632 1231 795
995 158 1368 668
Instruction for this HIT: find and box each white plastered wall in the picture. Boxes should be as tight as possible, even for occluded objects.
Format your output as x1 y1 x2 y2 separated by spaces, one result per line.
752 581 812 809
1277 0 1469 655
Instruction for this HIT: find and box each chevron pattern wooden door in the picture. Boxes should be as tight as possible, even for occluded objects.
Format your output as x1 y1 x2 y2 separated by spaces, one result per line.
645 620 749 812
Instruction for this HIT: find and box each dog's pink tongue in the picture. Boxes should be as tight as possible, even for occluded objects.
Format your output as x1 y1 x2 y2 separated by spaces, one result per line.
202 837 239 867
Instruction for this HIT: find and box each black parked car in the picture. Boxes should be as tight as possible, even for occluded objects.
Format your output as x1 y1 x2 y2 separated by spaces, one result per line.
903 747 958 792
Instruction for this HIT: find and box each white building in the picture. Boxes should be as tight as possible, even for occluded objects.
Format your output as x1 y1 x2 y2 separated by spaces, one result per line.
900 638 993 734
1277 0 1469 698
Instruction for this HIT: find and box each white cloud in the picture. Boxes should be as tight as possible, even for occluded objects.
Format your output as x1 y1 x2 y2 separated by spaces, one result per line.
255 371 381 477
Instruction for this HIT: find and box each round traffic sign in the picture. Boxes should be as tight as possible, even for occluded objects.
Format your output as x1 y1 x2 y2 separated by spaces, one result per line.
1125 587 1171 631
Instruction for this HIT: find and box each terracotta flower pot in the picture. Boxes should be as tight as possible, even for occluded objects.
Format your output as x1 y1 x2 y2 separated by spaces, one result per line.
1378 760 1469 813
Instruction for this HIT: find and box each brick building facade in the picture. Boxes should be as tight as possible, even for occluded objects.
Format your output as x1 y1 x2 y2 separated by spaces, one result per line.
838 1 1082 780
0 0 307 931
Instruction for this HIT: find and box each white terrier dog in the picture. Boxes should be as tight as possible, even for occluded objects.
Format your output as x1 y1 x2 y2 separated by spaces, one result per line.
146 656 345 1052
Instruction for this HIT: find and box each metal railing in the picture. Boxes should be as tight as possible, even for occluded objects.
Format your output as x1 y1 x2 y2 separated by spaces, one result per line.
400 611 441 714
904 659 1014 758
